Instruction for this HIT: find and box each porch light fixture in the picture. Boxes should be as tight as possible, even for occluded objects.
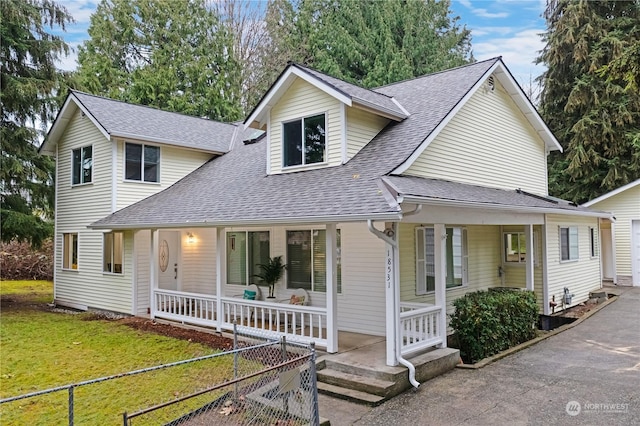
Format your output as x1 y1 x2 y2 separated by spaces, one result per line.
187 232 195 244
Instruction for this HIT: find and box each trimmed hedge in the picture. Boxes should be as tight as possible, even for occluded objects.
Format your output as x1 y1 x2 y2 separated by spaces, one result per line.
449 289 538 363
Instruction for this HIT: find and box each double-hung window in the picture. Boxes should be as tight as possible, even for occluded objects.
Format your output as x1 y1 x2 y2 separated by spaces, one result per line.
62 233 78 270
286 229 341 292
125 143 160 182
226 231 270 285
72 146 92 185
416 227 468 294
504 232 527 263
103 232 124 274
283 114 326 167
560 226 579 261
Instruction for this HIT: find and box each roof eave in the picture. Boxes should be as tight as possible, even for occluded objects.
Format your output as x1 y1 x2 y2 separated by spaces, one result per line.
110 131 228 155
88 211 403 230
399 195 613 219
582 179 640 207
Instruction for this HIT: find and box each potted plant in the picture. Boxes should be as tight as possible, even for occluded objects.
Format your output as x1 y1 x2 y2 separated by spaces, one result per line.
253 256 287 299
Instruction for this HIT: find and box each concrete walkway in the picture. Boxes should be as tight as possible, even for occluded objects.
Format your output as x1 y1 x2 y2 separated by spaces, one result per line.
319 287 640 425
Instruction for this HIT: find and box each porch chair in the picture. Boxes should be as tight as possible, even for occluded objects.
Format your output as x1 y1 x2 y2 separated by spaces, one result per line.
278 288 309 331
231 284 261 325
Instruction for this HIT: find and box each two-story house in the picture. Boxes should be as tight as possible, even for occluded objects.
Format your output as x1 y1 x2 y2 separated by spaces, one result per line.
42 57 612 388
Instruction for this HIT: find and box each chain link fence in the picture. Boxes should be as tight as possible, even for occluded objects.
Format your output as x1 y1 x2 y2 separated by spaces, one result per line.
0 324 319 426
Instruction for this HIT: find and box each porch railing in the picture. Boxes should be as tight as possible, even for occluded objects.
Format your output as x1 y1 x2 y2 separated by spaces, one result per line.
154 289 216 328
152 290 328 348
220 297 327 347
399 302 443 356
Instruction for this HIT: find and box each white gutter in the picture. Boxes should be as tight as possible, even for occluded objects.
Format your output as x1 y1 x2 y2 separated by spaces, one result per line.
367 204 423 389
399 195 613 219
89 211 403 230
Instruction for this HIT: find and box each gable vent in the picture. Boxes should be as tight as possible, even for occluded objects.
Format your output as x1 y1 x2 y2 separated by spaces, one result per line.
486 75 495 92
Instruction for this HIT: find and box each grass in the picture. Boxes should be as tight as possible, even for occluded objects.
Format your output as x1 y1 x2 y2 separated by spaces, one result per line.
0 280 236 425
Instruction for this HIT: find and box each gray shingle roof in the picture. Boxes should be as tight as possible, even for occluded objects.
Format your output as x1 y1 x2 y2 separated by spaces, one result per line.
71 90 237 153
383 176 604 214
92 58 605 229
295 64 408 119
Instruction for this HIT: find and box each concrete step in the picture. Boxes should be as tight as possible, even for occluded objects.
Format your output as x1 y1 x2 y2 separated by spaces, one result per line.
316 368 397 397
317 382 386 406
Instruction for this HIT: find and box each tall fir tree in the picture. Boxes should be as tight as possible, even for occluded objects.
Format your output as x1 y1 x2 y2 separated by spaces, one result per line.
1 0 73 247
262 0 472 89
77 0 242 122
537 0 640 203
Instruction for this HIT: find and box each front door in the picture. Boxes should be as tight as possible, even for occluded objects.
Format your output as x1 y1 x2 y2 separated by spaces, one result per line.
158 231 181 290
600 227 614 280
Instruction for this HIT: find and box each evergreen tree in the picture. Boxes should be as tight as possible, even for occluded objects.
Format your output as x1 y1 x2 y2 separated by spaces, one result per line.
537 0 640 203
1 0 72 247
77 0 242 121
262 0 472 90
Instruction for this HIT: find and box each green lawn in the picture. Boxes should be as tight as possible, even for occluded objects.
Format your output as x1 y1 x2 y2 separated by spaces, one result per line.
0 280 233 425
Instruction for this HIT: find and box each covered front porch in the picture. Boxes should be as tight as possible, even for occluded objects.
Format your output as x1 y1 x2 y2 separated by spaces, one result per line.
132 221 446 363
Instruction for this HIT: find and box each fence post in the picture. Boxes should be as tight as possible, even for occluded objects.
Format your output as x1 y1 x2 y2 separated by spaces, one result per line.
122 412 128 426
309 342 320 426
68 385 74 426
233 321 238 401
281 336 289 415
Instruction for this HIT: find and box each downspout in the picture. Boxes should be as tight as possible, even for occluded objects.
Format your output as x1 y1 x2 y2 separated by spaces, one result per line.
367 204 422 389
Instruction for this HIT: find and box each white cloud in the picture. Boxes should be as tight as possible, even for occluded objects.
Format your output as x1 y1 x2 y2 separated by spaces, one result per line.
473 28 546 97
457 0 509 19
56 42 80 72
471 26 514 37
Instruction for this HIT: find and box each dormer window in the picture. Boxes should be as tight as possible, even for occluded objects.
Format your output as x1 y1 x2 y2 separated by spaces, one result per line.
283 113 326 167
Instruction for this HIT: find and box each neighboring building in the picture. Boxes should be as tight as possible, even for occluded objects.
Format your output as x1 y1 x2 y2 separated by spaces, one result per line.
41 58 612 373
583 180 640 286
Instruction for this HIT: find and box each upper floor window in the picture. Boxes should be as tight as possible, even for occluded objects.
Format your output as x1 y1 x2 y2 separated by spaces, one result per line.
125 143 160 182
103 231 124 274
286 229 341 293
226 231 270 285
560 226 578 261
72 146 92 185
283 114 326 167
416 227 468 295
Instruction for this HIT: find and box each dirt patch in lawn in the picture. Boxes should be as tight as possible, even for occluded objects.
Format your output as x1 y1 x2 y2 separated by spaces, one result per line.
116 317 235 351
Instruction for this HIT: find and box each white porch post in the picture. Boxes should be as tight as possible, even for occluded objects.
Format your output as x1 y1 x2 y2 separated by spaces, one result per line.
525 225 534 291
434 224 447 348
325 223 338 353
216 227 224 332
149 229 158 318
384 241 398 366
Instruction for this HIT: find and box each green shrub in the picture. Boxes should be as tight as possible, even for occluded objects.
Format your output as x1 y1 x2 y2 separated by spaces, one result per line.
449 289 538 363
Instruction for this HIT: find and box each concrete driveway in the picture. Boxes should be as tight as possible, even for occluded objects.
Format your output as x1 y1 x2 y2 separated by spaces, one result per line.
320 287 640 425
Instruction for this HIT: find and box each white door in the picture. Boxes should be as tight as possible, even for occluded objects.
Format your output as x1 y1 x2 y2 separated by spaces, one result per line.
158 231 181 290
632 220 640 286
601 228 614 280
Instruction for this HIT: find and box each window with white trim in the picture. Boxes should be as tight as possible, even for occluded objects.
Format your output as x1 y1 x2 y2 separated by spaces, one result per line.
589 227 598 258
103 232 124 274
72 146 92 184
226 231 270 285
416 227 468 295
560 226 579 261
286 229 341 292
125 143 160 182
62 233 78 270
282 114 326 167
504 232 527 263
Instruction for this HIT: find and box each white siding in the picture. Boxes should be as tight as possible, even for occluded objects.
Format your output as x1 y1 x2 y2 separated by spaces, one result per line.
115 141 212 210
181 228 217 294
269 78 342 174
346 107 389 161
54 109 135 313
405 78 548 194
399 223 504 328
587 185 640 279
546 214 602 308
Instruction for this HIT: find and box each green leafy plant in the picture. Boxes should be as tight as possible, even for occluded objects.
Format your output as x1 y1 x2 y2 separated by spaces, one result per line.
253 256 286 298
449 289 538 363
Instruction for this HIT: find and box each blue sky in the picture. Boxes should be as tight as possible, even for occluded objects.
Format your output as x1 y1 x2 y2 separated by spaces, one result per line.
56 0 547 91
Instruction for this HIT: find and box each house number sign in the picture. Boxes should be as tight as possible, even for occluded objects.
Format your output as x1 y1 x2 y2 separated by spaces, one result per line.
386 247 393 289
159 240 169 272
